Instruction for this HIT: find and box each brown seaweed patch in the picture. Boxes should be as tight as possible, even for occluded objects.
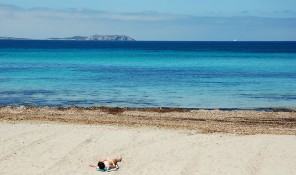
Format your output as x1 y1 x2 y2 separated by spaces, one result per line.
99 107 126 115
134 107 188 113
52 106 188 114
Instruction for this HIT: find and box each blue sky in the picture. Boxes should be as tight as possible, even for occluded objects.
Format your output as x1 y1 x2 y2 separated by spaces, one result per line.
0 0 295 40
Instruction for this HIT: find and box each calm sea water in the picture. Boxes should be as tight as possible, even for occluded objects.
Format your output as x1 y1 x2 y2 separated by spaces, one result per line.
0 40 296 109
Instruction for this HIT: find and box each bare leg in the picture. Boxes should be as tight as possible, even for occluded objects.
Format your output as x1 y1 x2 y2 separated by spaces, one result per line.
111 156 122 165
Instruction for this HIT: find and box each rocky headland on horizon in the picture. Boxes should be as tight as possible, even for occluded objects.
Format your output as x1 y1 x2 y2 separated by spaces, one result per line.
0 34 135 41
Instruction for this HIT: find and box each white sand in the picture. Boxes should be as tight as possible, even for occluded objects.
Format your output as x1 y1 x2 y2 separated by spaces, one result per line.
0 121 295 175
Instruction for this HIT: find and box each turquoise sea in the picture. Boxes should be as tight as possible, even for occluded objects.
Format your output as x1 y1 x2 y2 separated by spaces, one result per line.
0 41 295 109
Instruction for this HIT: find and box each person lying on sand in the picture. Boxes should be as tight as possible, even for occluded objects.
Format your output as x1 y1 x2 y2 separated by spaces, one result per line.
89 156 122 172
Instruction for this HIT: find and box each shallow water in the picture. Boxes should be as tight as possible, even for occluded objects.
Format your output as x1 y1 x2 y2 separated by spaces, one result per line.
0 41 296 108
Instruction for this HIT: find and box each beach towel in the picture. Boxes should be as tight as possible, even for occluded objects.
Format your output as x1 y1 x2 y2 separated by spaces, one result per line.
96 164 119 172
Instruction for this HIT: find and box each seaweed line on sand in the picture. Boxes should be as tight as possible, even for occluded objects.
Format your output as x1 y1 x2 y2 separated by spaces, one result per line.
0 106 296 135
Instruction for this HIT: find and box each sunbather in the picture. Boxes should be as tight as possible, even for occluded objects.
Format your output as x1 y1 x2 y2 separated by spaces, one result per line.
89 156 122 172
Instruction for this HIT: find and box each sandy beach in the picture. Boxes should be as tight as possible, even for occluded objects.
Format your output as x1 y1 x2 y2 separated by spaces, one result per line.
1 107 296 175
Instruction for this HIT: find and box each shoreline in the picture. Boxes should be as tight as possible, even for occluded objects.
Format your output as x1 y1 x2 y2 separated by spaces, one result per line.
1 106 295 135
1 105 296 112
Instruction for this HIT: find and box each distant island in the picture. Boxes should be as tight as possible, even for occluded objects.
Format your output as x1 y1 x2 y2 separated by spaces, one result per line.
48 35 135 41
0 35 135 41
